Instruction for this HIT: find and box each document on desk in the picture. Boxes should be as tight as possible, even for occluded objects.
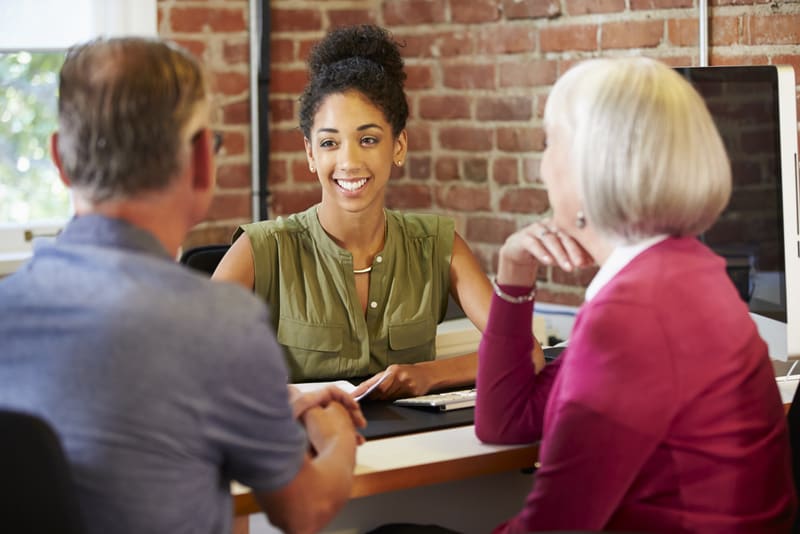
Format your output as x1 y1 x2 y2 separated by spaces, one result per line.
291 372 389 401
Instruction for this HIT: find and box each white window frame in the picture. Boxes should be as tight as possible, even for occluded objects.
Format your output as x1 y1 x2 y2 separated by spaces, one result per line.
0 0 156 275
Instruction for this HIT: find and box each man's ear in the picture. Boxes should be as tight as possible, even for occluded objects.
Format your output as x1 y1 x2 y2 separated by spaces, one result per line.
50 132 72 188
191 130 214 193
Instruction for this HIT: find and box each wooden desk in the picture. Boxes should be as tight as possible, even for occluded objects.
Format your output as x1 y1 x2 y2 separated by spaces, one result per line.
232 425 539 533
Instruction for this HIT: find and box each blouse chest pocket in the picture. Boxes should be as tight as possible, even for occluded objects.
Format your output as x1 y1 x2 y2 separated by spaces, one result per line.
387 318 437 366
276 318 346 381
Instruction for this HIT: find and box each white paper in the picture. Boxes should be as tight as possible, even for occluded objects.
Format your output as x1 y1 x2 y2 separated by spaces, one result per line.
291 380 356 395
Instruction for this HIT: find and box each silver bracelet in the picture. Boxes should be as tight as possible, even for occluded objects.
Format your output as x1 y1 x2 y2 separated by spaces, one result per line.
491 276 536 304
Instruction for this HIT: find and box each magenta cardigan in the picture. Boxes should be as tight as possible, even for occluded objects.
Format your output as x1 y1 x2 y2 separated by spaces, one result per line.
476 237 796 533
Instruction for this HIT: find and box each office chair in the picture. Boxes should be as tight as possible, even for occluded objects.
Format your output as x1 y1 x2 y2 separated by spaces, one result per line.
0 410 87 534
788 384 800 533
178 243 230 276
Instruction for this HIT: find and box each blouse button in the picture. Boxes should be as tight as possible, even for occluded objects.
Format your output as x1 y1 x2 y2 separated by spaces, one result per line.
376 255 383 263
370 301 378 309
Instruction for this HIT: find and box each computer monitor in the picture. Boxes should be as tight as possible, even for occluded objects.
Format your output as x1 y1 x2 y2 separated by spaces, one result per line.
675 65 800 360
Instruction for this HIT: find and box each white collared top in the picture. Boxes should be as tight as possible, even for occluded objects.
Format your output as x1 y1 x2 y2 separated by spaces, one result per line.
584 234 670 303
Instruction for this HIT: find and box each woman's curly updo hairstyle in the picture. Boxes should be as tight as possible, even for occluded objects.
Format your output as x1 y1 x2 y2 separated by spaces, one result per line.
299 25 409 139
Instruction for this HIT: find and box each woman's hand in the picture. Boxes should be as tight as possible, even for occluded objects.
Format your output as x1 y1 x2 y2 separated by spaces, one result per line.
497 219 592 287
350 364 431 401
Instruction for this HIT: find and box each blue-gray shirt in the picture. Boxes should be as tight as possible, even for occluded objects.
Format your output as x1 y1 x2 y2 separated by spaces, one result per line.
0 215 306 534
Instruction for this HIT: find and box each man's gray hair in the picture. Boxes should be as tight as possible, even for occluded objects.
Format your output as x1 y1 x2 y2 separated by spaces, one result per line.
56 37 207 202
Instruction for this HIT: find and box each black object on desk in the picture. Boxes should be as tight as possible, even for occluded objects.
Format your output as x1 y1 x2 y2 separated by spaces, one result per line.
360 401 475 440
356 346 566 440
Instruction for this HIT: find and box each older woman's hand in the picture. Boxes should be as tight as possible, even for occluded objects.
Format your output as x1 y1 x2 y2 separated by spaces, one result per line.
497 219 592 287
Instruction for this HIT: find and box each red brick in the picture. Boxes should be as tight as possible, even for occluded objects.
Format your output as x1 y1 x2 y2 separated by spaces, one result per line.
223 39 249 64
207 192 251 221
499 59 558 87
492 158 519 185
476 25 536 54
269 98 295 124
289 159 319 184
384 0 448 25
451 0 501 23
385 183 433 209
174 39 206 60
502 0 561 19
407 124 432 151
405 65 434 90
211 71 249 96
270 39 295 65
170 7 246 33
566 0 625 15
271 68 308 94
270 128 304 153
711 20 742 48
601 20 664 49
418 95 471 120
476 96 533 121
709 53 770 66
667 18 697 47
216 163 251 189
443 64 496 90
631 0 692 8
267 158 288 185
711 0 769 6
463 158 488 183
541 24 597 52
222 100 250 126
398 34 437 58
409 157 432 180
298 39 316 62
437 185 491 211
466 216 517 244
659 55 695 67
217 130 247 157
747 14 800 45
551 264 599 286
498 127 545 152
440 127 494 151
270 188 321 216
328 9 376 28
271 9 322 32
435 157 460 182
499 187 549 214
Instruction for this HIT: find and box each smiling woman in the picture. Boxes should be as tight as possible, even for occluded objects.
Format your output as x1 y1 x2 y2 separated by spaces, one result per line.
212 24 530 399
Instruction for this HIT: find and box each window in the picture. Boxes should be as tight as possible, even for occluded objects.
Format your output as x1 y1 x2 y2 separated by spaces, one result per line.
0 51 69 224
0 0 156 275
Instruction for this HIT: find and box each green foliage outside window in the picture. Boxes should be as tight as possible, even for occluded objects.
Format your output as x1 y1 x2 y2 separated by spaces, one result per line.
0 51 70 223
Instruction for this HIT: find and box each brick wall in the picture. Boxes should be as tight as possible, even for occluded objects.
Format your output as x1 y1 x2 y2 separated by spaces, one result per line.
160 0 800 305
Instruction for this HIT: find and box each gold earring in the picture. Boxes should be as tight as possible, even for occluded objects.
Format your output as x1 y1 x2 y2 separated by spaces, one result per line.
309 165 315 173
576 211 587 229
395 160 403 167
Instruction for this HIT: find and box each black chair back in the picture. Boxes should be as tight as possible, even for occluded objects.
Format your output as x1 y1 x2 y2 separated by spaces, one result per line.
0 410 87 534
179 244 230 276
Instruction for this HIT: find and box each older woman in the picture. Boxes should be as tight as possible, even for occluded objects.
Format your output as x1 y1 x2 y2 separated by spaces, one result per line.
476 57 796 532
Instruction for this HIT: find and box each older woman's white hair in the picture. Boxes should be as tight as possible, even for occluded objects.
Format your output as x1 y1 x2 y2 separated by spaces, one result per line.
544 57 731 243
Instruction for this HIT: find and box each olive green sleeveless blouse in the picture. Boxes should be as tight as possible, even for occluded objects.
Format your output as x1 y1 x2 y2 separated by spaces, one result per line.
235 206 454 381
